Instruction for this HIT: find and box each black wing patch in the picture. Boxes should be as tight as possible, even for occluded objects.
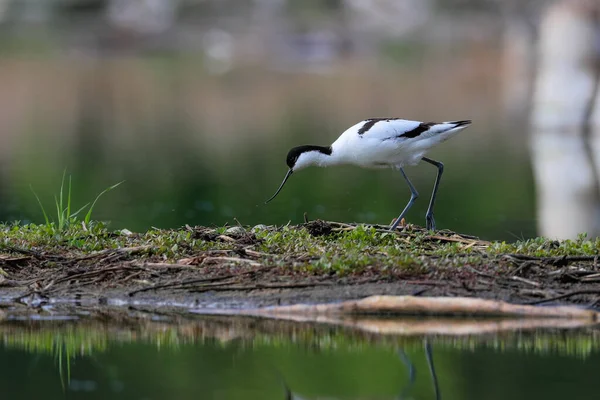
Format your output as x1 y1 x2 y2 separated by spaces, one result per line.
401 122 435 139
357 118 400 135
357 118 436 139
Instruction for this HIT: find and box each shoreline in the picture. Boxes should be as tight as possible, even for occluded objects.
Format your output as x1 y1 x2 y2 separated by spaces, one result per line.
1 220 599 315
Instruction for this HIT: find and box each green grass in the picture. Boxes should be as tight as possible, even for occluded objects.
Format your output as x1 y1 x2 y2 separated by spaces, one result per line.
489 233 599 257
0 221 598 275
29 170 123 234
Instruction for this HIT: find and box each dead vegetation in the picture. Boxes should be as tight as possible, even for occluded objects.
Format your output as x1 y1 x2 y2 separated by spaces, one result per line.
0 220 599 309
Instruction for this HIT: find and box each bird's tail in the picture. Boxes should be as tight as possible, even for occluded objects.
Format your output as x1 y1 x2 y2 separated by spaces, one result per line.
424 120 471 142
433 120 472 134
443 120 472 129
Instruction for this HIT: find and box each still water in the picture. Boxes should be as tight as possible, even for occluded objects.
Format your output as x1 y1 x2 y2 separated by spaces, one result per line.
1 315 598 399
0 55 535 242
0 4 543 242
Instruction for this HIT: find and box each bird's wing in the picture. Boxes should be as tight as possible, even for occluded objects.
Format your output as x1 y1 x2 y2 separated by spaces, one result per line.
354 119 471 142
354 118 424 141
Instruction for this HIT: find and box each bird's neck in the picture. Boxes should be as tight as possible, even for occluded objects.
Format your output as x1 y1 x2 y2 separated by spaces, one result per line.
311 145 336 166
294 145 339 170
312 151 336 167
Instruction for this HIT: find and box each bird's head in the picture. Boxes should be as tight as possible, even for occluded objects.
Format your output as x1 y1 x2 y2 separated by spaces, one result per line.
265 145 332 204
286 145 332 171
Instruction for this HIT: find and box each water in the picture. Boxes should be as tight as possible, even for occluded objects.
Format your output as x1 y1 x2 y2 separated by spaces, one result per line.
0 3 541 241
1 315 598 399
0 3 598 397
0 55 536 241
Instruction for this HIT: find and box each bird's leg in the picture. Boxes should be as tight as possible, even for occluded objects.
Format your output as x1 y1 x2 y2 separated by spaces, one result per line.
425 340 441 400
390 168 419 231
397 349 416 399
422 157 444 231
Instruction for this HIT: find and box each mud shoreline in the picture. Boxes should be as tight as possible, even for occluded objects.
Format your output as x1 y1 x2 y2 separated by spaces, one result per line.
1 220 599 315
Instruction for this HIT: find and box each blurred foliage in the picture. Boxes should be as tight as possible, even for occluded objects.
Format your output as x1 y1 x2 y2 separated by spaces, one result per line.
0 1 537 242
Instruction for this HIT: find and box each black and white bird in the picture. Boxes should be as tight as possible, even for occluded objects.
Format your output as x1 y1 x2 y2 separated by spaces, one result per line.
265 118 472 231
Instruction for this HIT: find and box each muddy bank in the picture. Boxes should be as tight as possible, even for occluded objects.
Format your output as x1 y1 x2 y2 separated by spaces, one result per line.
1 220 599 312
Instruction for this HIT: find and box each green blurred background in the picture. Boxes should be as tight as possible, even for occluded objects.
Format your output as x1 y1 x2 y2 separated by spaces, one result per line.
0 1 559 240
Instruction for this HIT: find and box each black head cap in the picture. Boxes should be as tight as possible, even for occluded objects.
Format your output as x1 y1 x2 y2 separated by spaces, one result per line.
285 145 332 169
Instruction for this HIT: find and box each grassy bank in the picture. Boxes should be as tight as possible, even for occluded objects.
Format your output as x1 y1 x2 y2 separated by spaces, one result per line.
0 221 599 305
1 221 598 270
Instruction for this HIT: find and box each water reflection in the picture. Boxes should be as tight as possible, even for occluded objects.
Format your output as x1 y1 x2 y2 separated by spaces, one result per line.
281 344 440 400
424 341 441 400
397 349 417 399
1 313 599 399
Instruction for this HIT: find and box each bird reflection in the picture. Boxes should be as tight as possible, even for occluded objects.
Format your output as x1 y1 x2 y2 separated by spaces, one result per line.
279 339 441 399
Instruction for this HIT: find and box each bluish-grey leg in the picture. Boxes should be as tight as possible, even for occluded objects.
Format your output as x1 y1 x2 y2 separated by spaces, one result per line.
397 349 416 399
425 340 441 400
390 168 419 231
422 157 444 231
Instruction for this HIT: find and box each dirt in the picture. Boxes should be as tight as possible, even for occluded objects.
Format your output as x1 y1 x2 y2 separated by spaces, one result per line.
1 221 600 315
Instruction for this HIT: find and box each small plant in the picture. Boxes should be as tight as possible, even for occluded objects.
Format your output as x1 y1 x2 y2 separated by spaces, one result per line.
30 170 123 233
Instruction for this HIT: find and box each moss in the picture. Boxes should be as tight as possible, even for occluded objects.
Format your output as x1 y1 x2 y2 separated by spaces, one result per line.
488 233 600 257
1 221 598 276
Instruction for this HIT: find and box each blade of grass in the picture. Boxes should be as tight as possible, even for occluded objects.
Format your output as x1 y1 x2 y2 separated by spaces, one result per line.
30 185 50 226
54 195 62 231
67 174 72 223
84 181 124 225
71 202 90 219
59 170 66 229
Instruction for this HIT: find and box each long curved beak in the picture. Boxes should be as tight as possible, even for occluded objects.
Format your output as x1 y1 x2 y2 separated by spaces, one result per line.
265 169 293 204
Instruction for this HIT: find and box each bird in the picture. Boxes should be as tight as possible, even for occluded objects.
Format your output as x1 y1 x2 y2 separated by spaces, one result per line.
265 118 472 231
